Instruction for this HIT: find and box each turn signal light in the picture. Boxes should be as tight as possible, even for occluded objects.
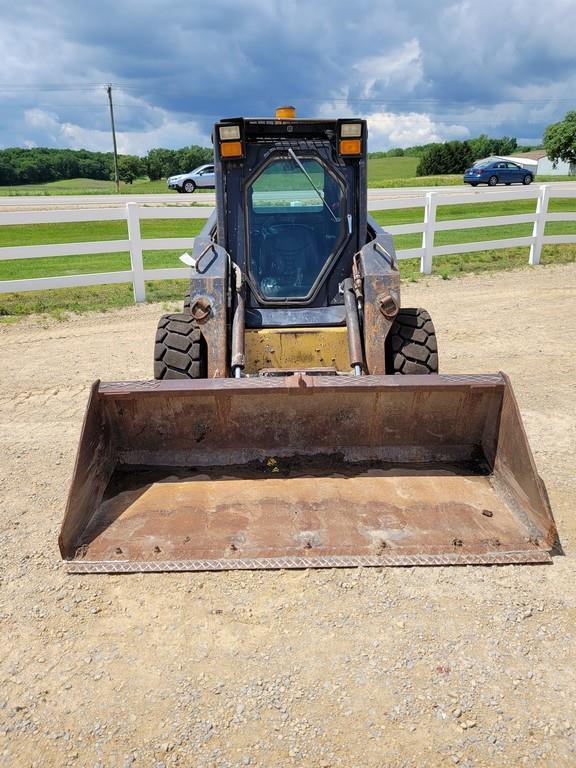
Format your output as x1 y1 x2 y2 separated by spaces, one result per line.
339 139 362 155
220 140 243 158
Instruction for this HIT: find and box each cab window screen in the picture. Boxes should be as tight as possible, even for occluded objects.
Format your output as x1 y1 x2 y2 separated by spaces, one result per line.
247 158 343 300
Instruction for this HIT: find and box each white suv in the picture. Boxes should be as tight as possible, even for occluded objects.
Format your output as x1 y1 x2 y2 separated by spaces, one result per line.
167 164 215 193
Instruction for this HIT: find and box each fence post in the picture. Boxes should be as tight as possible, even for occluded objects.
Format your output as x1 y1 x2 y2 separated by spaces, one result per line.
127 202 146 302
529 185 550 266
421 191 437 274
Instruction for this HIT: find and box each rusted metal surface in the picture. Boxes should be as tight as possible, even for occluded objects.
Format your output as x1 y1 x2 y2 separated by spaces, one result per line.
493 374 559 550
58 381 116 558
244 328 349 373
356 237 400 374
377 290 399 320
186 236 229 377
60 374 558 572
188 296 212 323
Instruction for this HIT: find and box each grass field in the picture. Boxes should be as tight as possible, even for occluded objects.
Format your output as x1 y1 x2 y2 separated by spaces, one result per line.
0 177 195 196
0 158 574 196
0 196 575 318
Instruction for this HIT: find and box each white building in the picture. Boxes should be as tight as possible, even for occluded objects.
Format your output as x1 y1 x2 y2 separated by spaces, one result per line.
491 154 539 173
507 151 575 176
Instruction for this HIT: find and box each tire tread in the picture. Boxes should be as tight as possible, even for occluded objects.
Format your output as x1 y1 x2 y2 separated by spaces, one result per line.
153 313 207 379
385 308 439 375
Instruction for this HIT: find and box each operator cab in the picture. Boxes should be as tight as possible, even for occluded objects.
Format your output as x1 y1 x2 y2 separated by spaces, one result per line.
213 107 368 314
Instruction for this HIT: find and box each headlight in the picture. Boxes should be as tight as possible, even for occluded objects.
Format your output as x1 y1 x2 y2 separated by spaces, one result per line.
219 125 241 141
341 123 362 138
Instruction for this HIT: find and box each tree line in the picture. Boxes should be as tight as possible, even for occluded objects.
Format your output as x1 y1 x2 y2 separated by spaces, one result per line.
368 134 542 176
0 145 214 186
0 148 115 185
3 120 567 186
416 135 522 176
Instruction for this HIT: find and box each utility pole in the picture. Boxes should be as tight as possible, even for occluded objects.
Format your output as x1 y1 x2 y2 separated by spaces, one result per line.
107 85 120 193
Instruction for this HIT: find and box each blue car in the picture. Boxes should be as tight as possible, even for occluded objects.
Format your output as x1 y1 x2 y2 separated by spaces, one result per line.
464 159 534 187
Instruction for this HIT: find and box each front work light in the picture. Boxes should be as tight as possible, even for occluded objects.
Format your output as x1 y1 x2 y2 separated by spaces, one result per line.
340 123 362 138
219 125 241 141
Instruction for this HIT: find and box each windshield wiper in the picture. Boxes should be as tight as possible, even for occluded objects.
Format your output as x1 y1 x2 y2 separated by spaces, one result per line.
287 148 339 223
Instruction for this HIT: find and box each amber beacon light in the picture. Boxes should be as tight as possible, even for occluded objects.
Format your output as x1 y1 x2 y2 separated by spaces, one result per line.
275 105 296 119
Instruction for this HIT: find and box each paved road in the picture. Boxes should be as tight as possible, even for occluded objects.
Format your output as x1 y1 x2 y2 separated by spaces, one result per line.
1 181 575 208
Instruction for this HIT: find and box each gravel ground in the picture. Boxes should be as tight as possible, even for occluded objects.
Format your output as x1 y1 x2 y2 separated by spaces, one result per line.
0 263 575 768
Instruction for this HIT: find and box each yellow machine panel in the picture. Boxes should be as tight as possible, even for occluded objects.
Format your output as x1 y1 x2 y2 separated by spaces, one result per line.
244 327 350 373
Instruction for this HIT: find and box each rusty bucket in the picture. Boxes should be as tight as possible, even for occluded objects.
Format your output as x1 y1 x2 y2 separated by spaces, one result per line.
59 373 558 572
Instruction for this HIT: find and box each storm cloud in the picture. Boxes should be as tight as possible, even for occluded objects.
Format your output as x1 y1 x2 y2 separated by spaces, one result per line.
1 0 574 152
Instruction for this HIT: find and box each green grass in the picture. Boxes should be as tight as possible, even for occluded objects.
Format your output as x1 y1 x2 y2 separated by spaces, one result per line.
0 280 189 318
394 244 575 282
0 217 204 248
0 198 575 319
2 244 574 320
367 157 419 183
0 218 204 316
372 196 576 249
0 177 211 196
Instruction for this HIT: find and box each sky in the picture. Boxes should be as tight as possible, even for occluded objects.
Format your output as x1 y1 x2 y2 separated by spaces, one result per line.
1 0 575 154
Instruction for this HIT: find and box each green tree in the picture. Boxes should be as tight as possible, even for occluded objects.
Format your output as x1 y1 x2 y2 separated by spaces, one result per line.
404 143 437 157
468 134 494 160
175 145 213 174
495 136 518 156
416 140 473 175
117 155 145 184
145 148 178 180
468 134 518 162
0 157 16 184
0 147 114 184
544 111 576 167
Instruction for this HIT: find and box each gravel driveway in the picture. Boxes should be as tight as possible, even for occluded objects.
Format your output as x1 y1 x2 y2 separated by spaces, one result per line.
0 264 575 768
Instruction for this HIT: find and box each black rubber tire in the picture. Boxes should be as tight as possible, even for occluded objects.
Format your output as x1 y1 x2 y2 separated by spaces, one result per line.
488 175 498 186
183 291 191 312
470 182 478 187
385 308 439 375
154 313 207 379
183 180 196 193
523 174 533 185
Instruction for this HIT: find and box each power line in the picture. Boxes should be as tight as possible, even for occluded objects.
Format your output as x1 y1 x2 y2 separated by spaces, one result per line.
296 96 576 105
0 82 134 90
0 82 573 105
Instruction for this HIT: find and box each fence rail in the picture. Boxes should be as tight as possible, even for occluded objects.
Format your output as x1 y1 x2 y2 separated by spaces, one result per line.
0 185 574 301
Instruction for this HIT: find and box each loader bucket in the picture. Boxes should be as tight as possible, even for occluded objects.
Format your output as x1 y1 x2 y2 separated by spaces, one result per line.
60 373 558 573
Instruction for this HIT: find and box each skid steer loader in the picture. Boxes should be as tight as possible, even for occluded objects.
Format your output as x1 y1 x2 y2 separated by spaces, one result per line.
60 107 558 572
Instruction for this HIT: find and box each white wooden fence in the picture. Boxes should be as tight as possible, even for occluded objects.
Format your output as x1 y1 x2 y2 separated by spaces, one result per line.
0 185 575 302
